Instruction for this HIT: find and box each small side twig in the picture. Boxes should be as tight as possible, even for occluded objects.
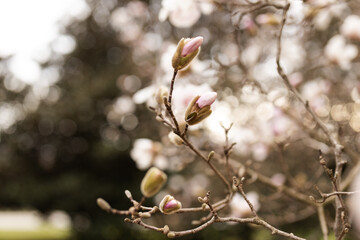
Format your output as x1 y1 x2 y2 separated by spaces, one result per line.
233 176 258 217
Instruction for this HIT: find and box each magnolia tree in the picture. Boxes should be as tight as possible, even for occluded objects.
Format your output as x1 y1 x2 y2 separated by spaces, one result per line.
98 0 360 239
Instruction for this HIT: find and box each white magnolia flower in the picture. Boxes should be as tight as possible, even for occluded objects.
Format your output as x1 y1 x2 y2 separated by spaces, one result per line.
307 0 347 31
130 138 168 170
341 15 360 41
325 35 358 70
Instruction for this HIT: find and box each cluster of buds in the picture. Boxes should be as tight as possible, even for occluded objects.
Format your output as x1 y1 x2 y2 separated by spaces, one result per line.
159 195 182 214
172 36 203 71
140 167 167 198
185 92 217 125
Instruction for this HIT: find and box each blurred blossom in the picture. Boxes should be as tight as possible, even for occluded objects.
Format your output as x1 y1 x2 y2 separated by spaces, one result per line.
142 33 163 52
253 58 279 84
251 142 269 162
110 1 148 43
325 35 358 70
271 173 286 187
107 96 136 125
8 56 41 84
117 75 142 93
308 1 347 31
341 15 360 41
168 174 186 192
0 103 25 131
350 113 360 132
217 42 239 66
309 94 330 117
122 114 139 131
130 138 168 170
133 85 157 105
101 126 120 143
331 104 351 122
240 84 263 104
189 174 209 197
301 79 331 101
204 101 232 142
351 87 360 103
160 43 177 77
241 43 261 68
52 35 76 55
256 14 280 26
271 109 295 142
288 72 303 87
231 128 256 156
237 15 257 36
255 102 274 122
159 0 213 28
230 192 260 218
281 39 306 73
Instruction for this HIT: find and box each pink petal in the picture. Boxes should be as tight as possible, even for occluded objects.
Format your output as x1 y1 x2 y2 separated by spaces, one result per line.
196 92 217 108
181 36 203 57
164 199 178 209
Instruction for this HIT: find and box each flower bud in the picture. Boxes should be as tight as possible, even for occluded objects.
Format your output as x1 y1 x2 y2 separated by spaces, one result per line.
185 92 217 125
172 36 203 71
159 195 182 214
167 232 176 238
124 190 132 199
155 86 169 104
97 198 111 212
140 167 167 198
168 132 183 146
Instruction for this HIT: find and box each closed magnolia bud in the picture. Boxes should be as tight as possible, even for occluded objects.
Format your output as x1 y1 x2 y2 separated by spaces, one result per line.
167 232 176 238
163 225 170 235
159 195 182 214
185 92 217 125
97 198 111 212
155 86 169 104
140 167 167 198
168 132 183 146
124 190 132 199
172 36 203 71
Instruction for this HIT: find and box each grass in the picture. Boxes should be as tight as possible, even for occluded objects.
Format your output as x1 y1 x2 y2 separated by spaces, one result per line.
0 227 72 240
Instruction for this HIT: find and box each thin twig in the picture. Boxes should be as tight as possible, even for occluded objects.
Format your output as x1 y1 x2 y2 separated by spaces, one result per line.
276 3 348 238
168 70 178 105
181 136 232 192
218 217 306 240
233 176 258 217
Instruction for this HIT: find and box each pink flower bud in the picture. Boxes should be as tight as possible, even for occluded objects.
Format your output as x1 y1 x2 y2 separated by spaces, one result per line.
196 92 217 108
181 36 203 57
172 36 203 70
159 195 182 214
164 199 178 209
